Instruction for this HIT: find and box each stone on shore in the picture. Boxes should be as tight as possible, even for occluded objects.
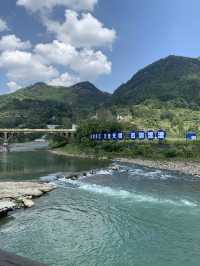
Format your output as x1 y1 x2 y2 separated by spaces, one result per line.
0 182 56 217
0 200 16 217
116 158 200 177
0 182 55 199
22 198 34 208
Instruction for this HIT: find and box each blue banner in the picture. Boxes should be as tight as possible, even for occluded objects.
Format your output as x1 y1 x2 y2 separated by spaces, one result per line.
186 132 197 141
146 131 155 140
112 132 118 140
130 131 137 140
156 130 166 140
117 132 124 140
138 131 145 140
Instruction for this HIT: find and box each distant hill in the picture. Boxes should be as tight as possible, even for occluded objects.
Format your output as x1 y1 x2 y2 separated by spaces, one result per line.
112 55 200 107
0 82 110 128
1 55 200 130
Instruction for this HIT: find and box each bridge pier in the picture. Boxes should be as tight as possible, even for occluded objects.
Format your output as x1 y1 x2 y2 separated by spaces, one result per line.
2 132 10 152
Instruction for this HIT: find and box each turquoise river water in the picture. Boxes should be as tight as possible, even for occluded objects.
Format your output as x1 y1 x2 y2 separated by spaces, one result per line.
0 143 200 266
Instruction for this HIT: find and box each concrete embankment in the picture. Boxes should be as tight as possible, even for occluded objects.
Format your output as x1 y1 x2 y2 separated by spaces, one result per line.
0 182 56 217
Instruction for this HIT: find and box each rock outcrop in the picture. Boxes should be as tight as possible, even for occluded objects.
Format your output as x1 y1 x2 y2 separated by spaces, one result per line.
0 200 16 217
0 182 56 217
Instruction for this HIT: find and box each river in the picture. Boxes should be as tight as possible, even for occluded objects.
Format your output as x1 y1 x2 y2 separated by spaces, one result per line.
0 143 200 266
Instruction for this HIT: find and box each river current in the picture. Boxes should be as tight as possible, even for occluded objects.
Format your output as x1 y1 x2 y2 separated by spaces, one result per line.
0 144 200 266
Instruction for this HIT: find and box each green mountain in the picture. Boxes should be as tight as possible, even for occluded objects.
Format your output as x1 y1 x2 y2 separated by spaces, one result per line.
0 82 110 128
112 55 200 107
1 54 200 134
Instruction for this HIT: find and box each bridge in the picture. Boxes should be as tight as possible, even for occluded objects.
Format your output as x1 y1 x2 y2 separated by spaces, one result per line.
0 128 76 134
0 126 77 152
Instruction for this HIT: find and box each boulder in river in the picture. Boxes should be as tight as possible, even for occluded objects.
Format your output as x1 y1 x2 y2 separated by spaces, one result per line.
110 165 121 171
64 172 84 180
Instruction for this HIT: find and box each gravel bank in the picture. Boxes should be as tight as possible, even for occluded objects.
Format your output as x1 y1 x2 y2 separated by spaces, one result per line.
116 158 200 177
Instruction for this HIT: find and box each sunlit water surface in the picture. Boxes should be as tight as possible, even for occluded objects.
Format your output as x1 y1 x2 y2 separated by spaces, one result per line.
0 143 200 266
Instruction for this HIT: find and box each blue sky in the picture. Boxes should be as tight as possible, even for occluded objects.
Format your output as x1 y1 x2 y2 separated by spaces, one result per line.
0 0 200 94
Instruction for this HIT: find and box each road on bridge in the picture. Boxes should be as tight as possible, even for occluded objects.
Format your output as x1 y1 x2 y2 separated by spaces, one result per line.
0 128 76 134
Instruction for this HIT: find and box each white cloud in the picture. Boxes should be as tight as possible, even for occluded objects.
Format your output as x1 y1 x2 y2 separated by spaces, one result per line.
0 50 58 85
34 40 77 65
34 40 112 80
71 49 112 79
0 35 31 51
2 0 116 91
0 40 111 90
48 72 80 87
0 18 8 32
44 10 116 49
7 81 21 92
17 0 97 12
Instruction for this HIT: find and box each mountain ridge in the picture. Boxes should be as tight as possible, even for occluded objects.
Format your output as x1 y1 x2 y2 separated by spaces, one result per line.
112 55 200 106
1 54 200 128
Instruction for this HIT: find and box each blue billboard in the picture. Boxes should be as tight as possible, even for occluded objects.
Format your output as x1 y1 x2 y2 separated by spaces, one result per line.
130 131 137 140
112 132 118 140
90 133 96 140
90 130 167 141
102 133 107 140
107 133 112 140
138 131 145 140
117 132 124 140
156 130 166 140
146 131 155 140
186 132 197 141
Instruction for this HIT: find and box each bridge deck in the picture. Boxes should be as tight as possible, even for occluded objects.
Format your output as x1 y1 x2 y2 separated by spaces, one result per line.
0 128 76 133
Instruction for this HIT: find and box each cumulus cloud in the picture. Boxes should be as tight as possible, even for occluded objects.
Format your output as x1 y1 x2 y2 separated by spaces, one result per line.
71 49 111 79
34 40 77 65
0 38 111 89
44 10 116 49
0 18 8 32
34 40 112 79
1 0 116 91
0 35 31 51
7 81 21 92
17 0 97 12
48 72 80 87
0 50 58 85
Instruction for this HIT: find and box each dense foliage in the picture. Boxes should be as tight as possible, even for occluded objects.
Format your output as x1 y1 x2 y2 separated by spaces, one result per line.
112 55 200 107
1 55 200 139
75 119 123 146
0 82 110 128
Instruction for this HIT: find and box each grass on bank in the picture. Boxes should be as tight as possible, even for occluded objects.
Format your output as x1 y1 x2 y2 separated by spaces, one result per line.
54 141 200 161
50 119 200 161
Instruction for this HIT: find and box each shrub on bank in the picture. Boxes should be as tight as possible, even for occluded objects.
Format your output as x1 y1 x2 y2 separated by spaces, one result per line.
52 119 200 161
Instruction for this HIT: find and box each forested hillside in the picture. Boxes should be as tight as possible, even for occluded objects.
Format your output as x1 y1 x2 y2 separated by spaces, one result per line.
1 55 200 136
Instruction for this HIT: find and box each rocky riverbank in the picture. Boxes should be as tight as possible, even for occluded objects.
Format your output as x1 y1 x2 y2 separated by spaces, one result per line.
0 182 56 217
116 158 200 177
51 149 200 178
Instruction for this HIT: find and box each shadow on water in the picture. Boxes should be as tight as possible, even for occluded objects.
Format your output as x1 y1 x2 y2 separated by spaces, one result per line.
0 215 15 227
0 150 109 181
